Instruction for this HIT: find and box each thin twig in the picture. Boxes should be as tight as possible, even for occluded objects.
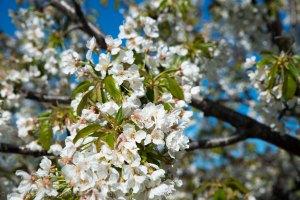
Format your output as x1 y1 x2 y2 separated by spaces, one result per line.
50 0 107 49
188 132 249 150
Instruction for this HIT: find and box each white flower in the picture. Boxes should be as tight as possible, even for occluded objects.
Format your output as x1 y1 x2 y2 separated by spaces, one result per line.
86 37 97 50
34 179 58 200
36 157 52 177
121 165 147 194
120 50 135 64
126 36 144 52
26 141 43 151
28 65 41 77
142 17 159 38
123 123 146 143
161 92 173 103
86 37 97 61
148 183 175 199
180 61 199 82
97 101 119 115
61 50 81 75
118 16 138 39
61 151 95 192
166 130 189 156
131 103 166 130
7 192 25 200
127 65 145 96
95 53 111 78
15 170 35 194
81 109 99 121
191 86 200 97
122 95 141 116
170 46 188 56
109 64 142 91
16 117 35 138
59 138 81 164
33 157 58 200
0 110 11 126
105 36 122 55
48 144 62 156
149 169 165 182
108 63 127 85
144 129 165 146
120 142 141 167
156 44 172 67
244 56 256 68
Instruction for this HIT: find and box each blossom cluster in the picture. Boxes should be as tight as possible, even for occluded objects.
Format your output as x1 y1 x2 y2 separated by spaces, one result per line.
245 53 300 131
8 0 204 199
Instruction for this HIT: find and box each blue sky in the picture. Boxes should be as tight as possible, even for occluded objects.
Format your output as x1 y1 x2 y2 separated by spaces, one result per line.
0 0 17 35
0 0 124 36
0 0 213 36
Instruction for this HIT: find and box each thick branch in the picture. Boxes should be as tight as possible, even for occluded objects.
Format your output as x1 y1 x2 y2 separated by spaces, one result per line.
188 133 249 150
23 90 71 105
0 143 50 157
50 0 107 49
191 97 300 156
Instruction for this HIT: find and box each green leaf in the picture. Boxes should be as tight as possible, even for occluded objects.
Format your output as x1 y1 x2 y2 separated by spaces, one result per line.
165 77 184 100
76 90 92 115
287 63 300 84
94 83 103 102
158 21 171 40
257 56 274 68
74 123 102 143
134 53 145 65
38 111 52 120
72 81 92 98
115 107 124 125
38 120 53 150
105 132 116 148
101 88 108 103
260 50 274 55
213 188 226 200
198 43 214 59
49 32 63 48
293 55 300 63
146 87 155 102
282 70 297 100
90 83 103 102
163 103 173 111
86 64 99 78
103 75 123 103
266 65 278 89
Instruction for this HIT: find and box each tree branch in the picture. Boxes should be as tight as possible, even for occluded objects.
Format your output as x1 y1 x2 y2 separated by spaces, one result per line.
191 97 300 156
188 132 249 150
23 90 71 105
252 0 294 52
50 0 107 49
0 143 50 157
